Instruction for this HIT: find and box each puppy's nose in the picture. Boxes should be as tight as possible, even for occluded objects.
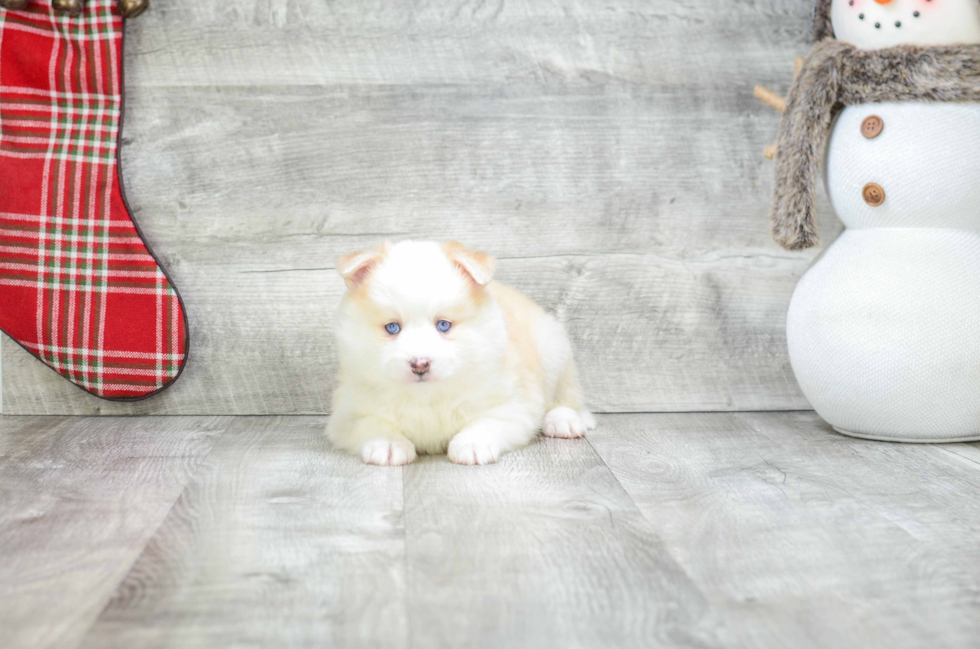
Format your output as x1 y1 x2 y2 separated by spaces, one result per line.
410 358 431 375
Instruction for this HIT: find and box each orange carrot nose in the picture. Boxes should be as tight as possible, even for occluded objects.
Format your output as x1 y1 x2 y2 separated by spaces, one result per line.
874 0 894 4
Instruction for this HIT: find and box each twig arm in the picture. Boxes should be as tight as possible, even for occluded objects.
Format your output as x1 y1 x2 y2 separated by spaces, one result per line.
757 57 805 159
754 85 786 113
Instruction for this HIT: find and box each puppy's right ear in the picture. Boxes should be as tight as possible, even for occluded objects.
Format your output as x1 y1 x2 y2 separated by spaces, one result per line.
337 243 388 290
444 241 496 286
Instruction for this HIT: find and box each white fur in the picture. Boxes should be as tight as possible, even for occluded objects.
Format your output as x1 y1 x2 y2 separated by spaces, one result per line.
832 0 980 50
327 240 595 466
542 407 590 439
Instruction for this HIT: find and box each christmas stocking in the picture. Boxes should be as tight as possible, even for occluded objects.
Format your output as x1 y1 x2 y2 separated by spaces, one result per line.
0 0 188 401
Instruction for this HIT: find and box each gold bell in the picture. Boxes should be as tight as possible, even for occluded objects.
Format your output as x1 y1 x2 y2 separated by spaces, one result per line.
119 0 148 18
0 0 31 10
52 0 84 15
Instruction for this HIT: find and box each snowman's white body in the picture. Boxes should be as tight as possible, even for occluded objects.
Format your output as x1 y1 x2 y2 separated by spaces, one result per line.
783 0 980 442
787 102 980 441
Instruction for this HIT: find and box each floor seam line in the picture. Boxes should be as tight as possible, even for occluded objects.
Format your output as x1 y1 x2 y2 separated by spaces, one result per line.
933 444 980 468
584 435 647 520
67 416 234 649
0 410 818 418
402 463 414 649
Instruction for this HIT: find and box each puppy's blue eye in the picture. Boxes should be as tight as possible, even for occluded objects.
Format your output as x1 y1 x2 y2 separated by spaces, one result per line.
436 320 452 333
385 322 400 335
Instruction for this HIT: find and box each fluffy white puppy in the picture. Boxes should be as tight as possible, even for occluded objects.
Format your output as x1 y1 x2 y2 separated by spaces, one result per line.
327 240 595 466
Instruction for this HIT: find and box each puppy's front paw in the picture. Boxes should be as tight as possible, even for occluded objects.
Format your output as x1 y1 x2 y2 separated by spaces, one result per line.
543 406 588 439
448 435 501 466
361 438 416 466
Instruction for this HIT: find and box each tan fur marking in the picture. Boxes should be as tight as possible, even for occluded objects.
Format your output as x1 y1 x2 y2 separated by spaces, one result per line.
489 281 545 400
444 241 497 286
337 242 390 290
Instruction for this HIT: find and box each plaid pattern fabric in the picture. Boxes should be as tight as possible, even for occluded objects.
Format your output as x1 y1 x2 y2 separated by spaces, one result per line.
0 0 187 400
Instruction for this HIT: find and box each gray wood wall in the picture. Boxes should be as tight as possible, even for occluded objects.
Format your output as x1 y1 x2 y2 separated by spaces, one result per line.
1 0 838 415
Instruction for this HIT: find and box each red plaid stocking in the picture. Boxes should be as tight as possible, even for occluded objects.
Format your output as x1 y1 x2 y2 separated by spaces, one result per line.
0 0 187 400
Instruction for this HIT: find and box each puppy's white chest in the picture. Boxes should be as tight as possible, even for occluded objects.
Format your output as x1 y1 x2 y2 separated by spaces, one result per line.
383 395 478 452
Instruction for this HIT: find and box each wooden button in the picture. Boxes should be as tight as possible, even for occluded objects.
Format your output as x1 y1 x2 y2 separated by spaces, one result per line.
862 182 885 207
861 115 884 139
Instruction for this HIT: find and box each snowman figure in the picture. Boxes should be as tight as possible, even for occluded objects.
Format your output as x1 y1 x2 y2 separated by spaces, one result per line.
768 0 980 441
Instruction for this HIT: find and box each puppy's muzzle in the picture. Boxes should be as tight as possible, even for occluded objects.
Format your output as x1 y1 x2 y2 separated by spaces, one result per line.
410 358 431 377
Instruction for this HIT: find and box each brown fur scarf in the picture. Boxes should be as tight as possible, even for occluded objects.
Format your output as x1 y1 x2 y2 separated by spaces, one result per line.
771 39 980 250
812 0 835 42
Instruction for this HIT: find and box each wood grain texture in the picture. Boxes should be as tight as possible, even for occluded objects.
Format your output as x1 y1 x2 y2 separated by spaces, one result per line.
78 417 721 649
0 416 228 649
588 412 980 649
1 0 837 415
3 413 980 647
79 416 407 649
124 0 812 88
402 438 718 649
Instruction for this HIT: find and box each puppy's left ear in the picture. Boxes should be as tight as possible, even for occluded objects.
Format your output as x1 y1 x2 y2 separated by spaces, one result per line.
337 243 388 290
444 241 496 286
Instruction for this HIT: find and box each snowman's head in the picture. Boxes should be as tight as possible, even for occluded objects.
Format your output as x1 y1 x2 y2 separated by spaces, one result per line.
819 0 980 48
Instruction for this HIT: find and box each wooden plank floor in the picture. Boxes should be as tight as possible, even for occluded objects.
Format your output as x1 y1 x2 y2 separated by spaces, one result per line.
2 413 978 648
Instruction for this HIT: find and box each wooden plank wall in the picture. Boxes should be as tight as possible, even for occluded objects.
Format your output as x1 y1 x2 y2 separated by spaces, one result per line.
1 0 838 415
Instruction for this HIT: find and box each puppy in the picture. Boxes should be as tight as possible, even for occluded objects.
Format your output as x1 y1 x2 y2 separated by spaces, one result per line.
327 240 595 466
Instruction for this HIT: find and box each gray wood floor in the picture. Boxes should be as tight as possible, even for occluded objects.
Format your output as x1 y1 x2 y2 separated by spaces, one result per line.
2 413 978 649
